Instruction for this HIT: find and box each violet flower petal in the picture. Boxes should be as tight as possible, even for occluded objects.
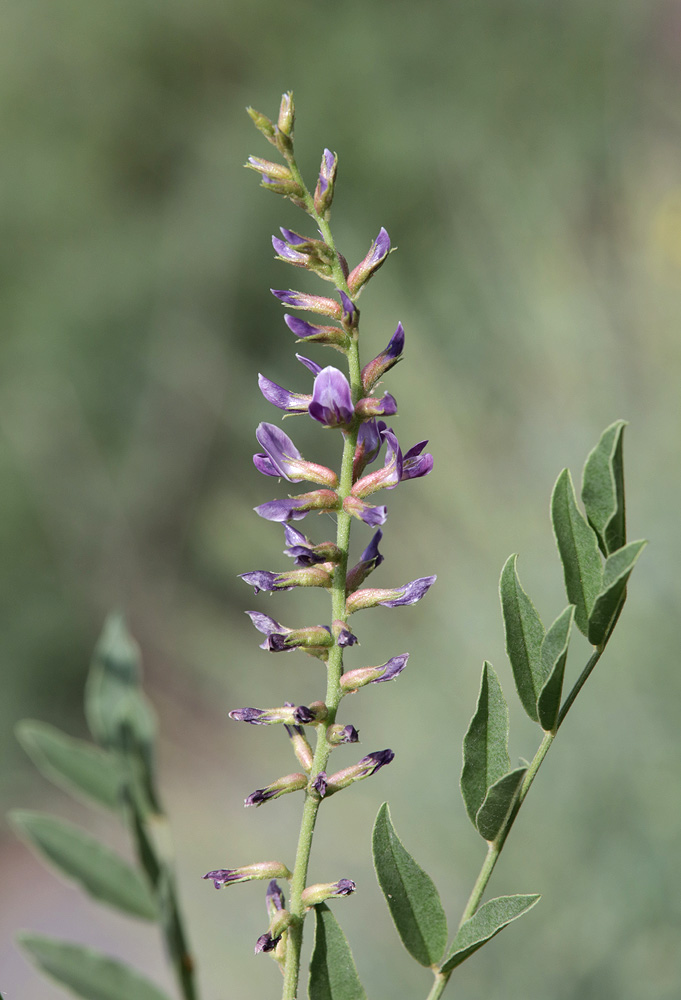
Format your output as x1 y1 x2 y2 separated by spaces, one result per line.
296 354 322 376
258 373 310 413
374 653 409 682
255 423 304 481
309 367 354 428
379 575 437 607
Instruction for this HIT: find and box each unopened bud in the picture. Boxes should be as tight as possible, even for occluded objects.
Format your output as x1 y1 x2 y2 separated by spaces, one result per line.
325 750 395 794
347 228 392 296
327 724 359 745
202 860 291 889
246 107 277 144
245 772 308 808
340 654 409 692
314 148 338 217
301 879 356 907
277 92 295 137
361 322 405 393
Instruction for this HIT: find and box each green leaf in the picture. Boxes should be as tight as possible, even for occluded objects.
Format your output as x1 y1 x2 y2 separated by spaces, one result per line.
19 935 172 1000
587 540 647 647
309 904 367 1000
551 469 603 637
10 811 157 920
440 894 541 974
500 555 545 721
536 606 575 732
460 663 510 827
372 802 448 967
85 614 160 811
581 420 626 556
16 720 123 812
475 767 526 843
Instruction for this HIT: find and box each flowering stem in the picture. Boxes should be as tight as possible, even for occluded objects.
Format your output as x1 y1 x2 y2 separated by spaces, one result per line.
281 151 362 999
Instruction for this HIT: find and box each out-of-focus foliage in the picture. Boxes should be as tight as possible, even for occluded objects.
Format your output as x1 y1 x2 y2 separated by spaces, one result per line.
2 1 680 998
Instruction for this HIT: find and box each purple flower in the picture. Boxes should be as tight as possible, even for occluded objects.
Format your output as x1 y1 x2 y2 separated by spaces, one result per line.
325 749 395 793
254 423 338 487
353 419 387 479
272 236 308 265
361 322 405 392
312 772 327 798
229 708 270 724
239 565 332 594
339 290 359 329
346 529 384 591
316 149 337 197
355 393 398 420
258 373 311 414
345 575 437 614
245 611 334 653
301 878 357 906
266 879 285 913
342 495 388 526
271 289 342 318
255 933 281 954
245 772 308 808
283 525 324 565
327 724 360 745
283 313 348 347
351 428 402 498
347 227 391 295
239 570 293 594
358 749 394 773
279 227 309 246
341 653 410 692
334 879 357 896
402 440 434 480
202 860 291 889
309 367 355 428
255 489 340 523
336 625 358 647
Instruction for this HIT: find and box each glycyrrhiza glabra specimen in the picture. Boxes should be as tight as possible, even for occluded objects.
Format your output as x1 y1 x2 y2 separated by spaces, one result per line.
11 92 645 1000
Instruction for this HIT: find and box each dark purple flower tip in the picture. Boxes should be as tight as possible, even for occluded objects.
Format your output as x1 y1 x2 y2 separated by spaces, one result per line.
374 653 410 682
203 868 239 889
312 772 327 798
258 373 311 413
229 708 268 724
266 879 285 912
379 575 437 607
401 440 433 480
338 725 359 743
337 626 358 647
309 367 355 428
239 571 290 594
338 290 359 328
360 748 395 773
272 236 307 264
334 879 357 896
245 788 274 807
266 633 293 652
347 228 392 295
360 529 384 566
293 705 315 724
296 354 322 376
360 324 404 392
387 321 405 358
368 227 391 265
255 933 281 954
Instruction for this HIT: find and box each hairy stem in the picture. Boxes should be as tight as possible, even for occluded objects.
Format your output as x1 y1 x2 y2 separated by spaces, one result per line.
281 152 361 999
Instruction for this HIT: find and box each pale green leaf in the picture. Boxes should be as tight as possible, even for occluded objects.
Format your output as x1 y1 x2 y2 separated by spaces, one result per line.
16 720 123 812
536 606 575 732
551 469 603 637
500 555 545 721
19 935 172 1000
372 802 447 967
460 663 510 827
10 811 157 920
475 767 526 843
581 420 626 556
309 904 367 1000
588 540 646 647
440 894 541 974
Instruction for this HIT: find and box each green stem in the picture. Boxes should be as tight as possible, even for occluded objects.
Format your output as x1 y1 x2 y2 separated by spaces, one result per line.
281 151 362 1000
429 637 610 1000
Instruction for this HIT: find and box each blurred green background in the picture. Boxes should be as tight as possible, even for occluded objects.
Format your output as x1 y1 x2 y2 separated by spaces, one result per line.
2 0 680 997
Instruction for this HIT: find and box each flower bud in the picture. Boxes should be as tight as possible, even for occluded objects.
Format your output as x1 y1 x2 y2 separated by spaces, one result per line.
239 564 334 594
271 288 342 319
327 724 359 745
354 393 398 420
277 92 295 137
346 530 384 592
325 750 395 794
347 228 392 296
361 322 406 393
301 879 356 907
284 708 314 771
266 879 285 917
340 653 409 692
245 772 308 808
283 314 350 350
345 576 436 614
338 291 359 332
246 157 294 182
342 495 388 527
254 489 340 523
202 860 291 889
311 771 327 798
246 107 277 144
314 148 338 217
